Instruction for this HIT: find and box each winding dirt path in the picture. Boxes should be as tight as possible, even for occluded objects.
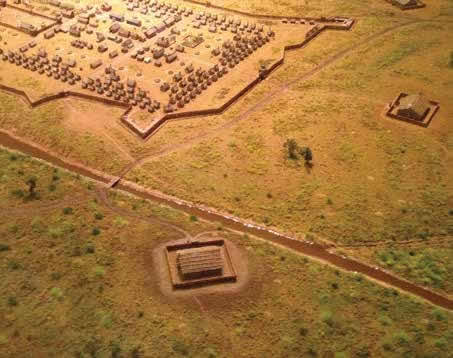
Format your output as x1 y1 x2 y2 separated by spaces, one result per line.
94 186 191 240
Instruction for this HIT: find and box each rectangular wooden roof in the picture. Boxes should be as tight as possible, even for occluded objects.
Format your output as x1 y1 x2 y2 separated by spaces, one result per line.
177 246 223 276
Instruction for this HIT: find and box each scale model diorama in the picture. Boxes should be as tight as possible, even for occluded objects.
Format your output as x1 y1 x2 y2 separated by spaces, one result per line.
0 0 451 357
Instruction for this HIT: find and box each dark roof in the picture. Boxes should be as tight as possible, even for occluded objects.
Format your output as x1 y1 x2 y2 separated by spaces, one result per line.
177 246 223 277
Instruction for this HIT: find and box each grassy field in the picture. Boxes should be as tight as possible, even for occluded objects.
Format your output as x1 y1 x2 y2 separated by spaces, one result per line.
0 92 130 174
201 0 453 18
1 147 452 358
124 16 453 293
336 245 453 297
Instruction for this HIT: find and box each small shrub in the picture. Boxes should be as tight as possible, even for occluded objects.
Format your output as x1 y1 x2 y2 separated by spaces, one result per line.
94 212 104 220
138 311 144 318
110 342 121 358
327 198 333 205
205 347 218 358
299 327 308 336
50 287 63 300
11 189 24 198
85 244 95 254
8 260 20 270
9 154 17 161
382 341 392 351
131 346 143 358
62 207 73 215
94 266 105 277
434 337 447 350
50 272 61 280
432 308 447 321
0 244 10 252
393 330 410 345
172 341 189 355
266 192 273 198
92 227 101 236
320 310 333 326
334 353 348 358
48 184 56 192
8 297 17 306
99 312 113 328
189 215 198 222
378 315 392 326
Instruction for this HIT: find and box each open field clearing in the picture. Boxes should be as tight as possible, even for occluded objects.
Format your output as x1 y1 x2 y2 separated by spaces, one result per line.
124 17 453 293
1 147 452 357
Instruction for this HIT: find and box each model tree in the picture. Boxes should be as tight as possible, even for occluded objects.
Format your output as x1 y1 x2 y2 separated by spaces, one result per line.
300 146 313 164
25 175 37 197
283 139 300 159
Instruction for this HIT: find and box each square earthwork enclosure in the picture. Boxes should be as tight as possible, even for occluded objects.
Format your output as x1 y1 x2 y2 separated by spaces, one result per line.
165 239 237 289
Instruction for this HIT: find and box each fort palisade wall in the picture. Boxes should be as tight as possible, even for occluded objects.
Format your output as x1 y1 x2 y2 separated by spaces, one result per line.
184 0 348 21
0 83 131 111
123 20 354 139
3 4 59 36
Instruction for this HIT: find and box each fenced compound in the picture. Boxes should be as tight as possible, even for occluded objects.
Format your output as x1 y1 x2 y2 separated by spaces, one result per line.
165 239 237 289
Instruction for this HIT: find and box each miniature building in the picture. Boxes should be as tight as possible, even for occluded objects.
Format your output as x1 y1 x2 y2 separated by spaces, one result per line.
156 37 170 48
127 18 142 27
110 23 121 33
119 28 131 38
176 246 223 280
63 10 74 18
396 93 430 121
20 22 37 35
165 239 237 289
90 59 102 69
101 2 112 11
144 28 157 38
98 44 108 53
166 52 177 63
110 13 125 22
387 92 439 127
390 0 420 8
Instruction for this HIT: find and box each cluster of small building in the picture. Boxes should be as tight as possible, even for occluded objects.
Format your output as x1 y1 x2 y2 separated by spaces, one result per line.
81 67 161 111
122 0 193 18
215 31 274 67
161 62 228 112
0 47 81 84
192 13 262 34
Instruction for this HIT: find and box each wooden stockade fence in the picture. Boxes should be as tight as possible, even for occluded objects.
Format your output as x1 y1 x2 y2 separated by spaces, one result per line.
1 4 59 36
6 3 59 22
183 0 352 23
0 83 131 111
